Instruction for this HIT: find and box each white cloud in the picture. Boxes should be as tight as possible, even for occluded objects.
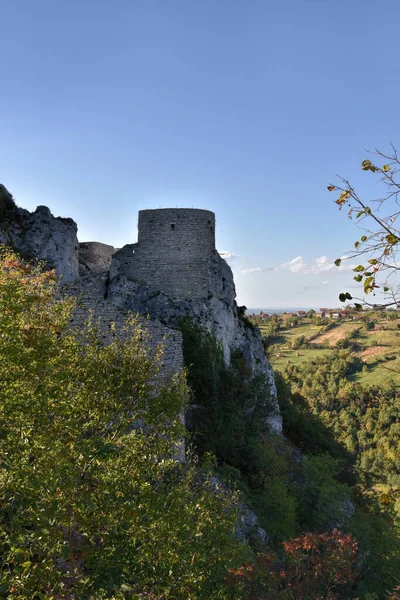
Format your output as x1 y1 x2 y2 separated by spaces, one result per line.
241 267 263 274
219 250 239 262
241 256 357 276
321 280 331 284
276 255 356 275
279 256 306 273
241 267 275 274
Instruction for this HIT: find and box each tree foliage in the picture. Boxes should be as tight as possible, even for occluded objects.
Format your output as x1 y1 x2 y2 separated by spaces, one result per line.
328 145 400 307
280 354 400 594
0 248 247 599
227 530 359 599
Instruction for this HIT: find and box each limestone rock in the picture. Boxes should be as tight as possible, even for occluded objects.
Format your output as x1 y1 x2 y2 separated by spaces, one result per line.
236 503 269 547
209 477 269 547
107 269 281 433
0 185 79 282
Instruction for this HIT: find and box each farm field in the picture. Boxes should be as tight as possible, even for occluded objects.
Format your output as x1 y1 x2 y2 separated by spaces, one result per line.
255 314 400 387
310 322 360 346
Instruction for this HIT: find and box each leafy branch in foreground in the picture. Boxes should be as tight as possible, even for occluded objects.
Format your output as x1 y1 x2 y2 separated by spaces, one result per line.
328 144 400 308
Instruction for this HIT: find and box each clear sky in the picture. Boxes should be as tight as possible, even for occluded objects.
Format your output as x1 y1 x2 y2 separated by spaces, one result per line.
1 0 399 307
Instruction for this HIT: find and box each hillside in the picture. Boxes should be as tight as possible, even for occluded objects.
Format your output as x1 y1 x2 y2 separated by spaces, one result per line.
254 312 400 387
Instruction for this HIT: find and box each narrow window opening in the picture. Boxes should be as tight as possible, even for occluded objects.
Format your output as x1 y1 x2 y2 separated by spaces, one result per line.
171 223 175 230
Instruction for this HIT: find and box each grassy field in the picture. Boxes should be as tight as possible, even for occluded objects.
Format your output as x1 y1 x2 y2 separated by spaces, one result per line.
257 316 400 387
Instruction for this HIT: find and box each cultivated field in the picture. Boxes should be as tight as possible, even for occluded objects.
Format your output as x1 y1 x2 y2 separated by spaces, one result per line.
256 314 400 387
310 323 360 346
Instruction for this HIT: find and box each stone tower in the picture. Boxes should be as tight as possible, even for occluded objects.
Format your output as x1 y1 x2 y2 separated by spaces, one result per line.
112 208 217 300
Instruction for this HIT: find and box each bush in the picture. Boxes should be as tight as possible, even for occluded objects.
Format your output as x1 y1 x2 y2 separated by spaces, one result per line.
0 184 16 215
291 335 307 349
227 530 359 599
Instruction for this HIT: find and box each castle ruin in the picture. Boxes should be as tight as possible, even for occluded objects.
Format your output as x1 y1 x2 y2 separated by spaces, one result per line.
0 191 282 433
113 209 216 300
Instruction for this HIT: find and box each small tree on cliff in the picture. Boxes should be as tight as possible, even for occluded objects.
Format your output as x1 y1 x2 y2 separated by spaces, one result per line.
227 529 359 599
328 144 400 309
0 247 247 599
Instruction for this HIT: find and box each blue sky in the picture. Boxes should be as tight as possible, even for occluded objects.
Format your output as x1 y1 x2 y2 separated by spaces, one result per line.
1 0 399 307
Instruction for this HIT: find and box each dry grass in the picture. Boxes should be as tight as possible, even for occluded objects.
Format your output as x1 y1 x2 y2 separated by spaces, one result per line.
310 324 360 347
357 346 388 361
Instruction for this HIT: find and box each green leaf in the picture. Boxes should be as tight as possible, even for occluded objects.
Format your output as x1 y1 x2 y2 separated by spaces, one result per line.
364 276 374 294
334 258 342 267
382 164 391 172
368 258 378 265
362 159 371 170
345 292 352 300
364 207 371 214
353 275 362 282
356 211 365 219
354 241 360 249
354 303 363 311
353 265 365 272
385 233 399 245
383 286 390 292
361 235 368 242
339 293 347 302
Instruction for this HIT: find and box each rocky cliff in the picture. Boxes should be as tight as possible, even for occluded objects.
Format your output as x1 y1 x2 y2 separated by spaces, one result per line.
0 185 79 282
108 249 281 433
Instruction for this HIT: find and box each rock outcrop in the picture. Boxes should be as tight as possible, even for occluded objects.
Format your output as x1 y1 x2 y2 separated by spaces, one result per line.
0 185 79 282
107 271 281 432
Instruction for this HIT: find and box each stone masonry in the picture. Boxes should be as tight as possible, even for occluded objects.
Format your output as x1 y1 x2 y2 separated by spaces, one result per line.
62 273 183 380
78 242 116 276
111 209 216 300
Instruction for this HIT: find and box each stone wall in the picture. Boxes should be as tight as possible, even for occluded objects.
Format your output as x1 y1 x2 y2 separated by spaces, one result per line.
62 274 183 379
111 209 216 300
79 241 116 275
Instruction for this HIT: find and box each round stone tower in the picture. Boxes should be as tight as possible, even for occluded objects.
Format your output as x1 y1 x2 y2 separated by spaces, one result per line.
113 208 217 300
